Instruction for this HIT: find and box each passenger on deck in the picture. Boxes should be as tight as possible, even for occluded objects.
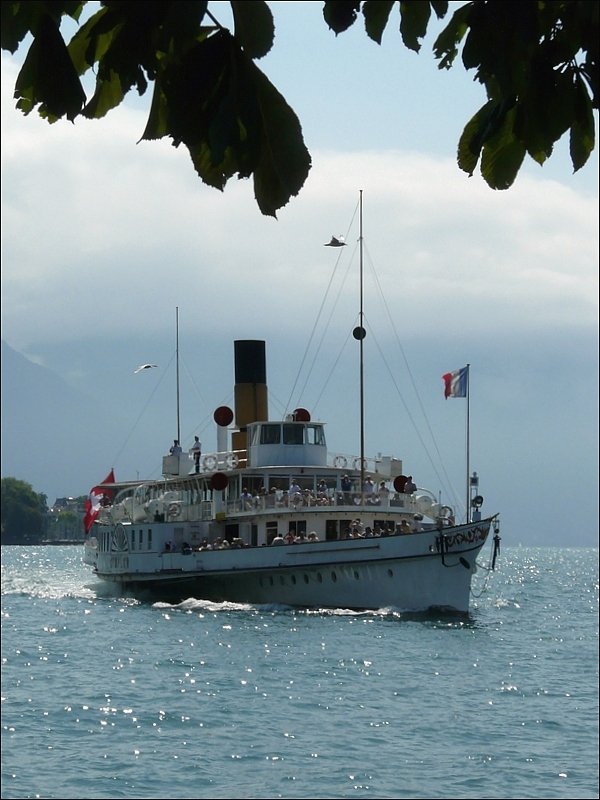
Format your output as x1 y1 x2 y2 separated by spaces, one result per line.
378 481 390 503
399 519 412 534
190 436 201 473
169 439 182 455
404 475 417 494
241 488 253 509
294 530 307 543
341 474 353 503
284 531 295 544
411 514 423 532
271 533 285 545
307 531 319 542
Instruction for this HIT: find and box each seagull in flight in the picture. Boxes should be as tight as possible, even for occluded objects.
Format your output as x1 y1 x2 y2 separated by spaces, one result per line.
134 364 158 374
324 235 346 247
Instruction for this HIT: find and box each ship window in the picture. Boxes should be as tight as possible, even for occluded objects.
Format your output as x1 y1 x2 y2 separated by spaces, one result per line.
291 575 296 585
331 572 337 582
283 424 304 444
354 571 360 580
131 532 135 551
260 425 281 444
317 573 323 583
280 576 285 586
303 574 309 584
139 530 143 547
307 425 326 446
148 530 152 549
388 569 394 578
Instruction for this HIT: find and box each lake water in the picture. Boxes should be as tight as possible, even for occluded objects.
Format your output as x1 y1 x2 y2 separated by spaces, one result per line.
1 544 598 799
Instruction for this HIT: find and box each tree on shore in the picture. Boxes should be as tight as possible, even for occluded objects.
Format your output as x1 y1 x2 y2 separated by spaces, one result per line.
2 1 597 216
1 478 49 544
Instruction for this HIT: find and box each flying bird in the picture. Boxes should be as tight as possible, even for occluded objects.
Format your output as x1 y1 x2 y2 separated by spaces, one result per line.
324 235 346 247
134 364 158 374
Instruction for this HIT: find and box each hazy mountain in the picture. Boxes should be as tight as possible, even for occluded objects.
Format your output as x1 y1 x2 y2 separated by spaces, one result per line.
1 340 127 504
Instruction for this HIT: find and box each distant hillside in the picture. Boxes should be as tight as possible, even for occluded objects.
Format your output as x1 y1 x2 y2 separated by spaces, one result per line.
0 340 126 504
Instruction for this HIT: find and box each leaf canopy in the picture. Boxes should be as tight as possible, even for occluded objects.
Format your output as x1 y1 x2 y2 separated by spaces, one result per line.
2 0 598 211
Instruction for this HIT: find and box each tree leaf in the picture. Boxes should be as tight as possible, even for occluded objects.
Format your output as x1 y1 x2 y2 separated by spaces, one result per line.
14 12 85 121
570 73 596 171
248 56 312 216
433 2 471 70
323 1 361 35
231 0 274 59
362 1 395 45
1 0 84 54
480 108 526 190
398 0 432 53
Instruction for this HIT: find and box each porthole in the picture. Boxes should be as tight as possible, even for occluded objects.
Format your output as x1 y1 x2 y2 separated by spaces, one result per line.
304 574 309 584
331 572 337 582
387 569 394 578
354 570 359 580
291 575 296 585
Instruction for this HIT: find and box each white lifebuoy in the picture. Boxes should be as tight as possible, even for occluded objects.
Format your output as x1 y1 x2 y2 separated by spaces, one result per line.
167 502 181 519
202 454 217 471
333 455 348 469
353 457 367 470
226 453 239 469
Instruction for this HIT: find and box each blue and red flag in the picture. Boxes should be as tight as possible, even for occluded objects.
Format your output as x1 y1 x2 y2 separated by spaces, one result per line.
442 366 468 399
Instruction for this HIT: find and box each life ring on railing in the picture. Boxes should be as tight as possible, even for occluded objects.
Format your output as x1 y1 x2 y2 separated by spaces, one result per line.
353 457 367 470
333 455 348 469
202 454 217 471
226 453 239 469
167 502 181 519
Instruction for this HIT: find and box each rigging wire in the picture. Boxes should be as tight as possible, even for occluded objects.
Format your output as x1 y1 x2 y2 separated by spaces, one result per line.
284 200 360 417
285 194 466 516
110 349 176 468
363 241 464 513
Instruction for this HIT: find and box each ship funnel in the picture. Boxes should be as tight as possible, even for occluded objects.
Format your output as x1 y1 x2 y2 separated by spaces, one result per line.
232 340 268 456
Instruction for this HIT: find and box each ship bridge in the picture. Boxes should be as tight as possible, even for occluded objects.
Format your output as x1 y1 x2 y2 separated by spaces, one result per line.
247 419 327 467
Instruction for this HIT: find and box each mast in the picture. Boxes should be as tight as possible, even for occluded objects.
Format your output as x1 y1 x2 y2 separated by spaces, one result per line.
359 190 365 494
176 306 181 445
465 362 470 523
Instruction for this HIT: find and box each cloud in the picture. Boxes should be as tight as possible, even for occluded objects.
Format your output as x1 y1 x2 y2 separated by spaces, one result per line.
2 54 597 356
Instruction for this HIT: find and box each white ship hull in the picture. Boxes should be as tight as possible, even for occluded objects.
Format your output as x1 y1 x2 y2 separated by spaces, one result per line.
86 519 495 613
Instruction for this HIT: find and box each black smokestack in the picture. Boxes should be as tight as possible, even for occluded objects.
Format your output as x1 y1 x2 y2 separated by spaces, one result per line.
232 340 268 456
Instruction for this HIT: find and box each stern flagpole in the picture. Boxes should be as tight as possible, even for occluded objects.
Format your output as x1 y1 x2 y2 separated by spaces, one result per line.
176 306 181 446
465 363 470 523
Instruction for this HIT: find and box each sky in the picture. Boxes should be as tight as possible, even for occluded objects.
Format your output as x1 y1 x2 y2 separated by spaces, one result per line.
1 1 598 547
